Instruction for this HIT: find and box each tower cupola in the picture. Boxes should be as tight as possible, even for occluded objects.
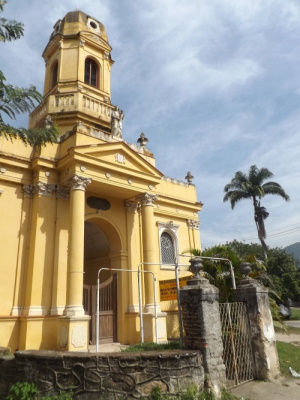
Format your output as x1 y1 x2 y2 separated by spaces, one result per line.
29 10 114 135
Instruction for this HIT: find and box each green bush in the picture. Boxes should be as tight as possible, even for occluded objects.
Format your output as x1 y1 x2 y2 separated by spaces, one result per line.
5 382 38 400
3 382 72 400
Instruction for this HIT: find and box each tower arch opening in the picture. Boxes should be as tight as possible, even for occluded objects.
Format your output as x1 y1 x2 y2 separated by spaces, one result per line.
84 58 99 88
51 60 58 89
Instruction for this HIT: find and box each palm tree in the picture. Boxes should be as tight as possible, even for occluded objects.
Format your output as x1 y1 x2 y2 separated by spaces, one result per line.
0 1 57 146
223 165 290 259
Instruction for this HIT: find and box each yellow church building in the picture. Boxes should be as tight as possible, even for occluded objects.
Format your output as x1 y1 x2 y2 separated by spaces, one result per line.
0 11 202 352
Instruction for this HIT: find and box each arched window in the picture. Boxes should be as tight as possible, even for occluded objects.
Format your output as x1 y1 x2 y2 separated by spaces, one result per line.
84 58 98 87
160 232 175 264
51 62 58 89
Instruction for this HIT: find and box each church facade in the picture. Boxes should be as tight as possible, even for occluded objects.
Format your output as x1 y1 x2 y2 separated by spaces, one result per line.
0 11 202 352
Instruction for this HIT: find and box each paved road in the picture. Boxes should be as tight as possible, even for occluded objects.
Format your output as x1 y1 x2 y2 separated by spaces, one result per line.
286 320 300 329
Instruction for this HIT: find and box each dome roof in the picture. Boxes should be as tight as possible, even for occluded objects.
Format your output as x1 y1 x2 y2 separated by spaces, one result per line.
50 10 108 42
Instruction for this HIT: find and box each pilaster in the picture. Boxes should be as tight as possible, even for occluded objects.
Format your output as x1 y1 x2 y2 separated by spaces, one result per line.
23 182 57 316
187 219 200 250
124 200 140 312
11 185 34 316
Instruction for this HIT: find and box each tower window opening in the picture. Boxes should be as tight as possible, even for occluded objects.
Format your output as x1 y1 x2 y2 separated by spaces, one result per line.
84 58 98 87
51 62 58 89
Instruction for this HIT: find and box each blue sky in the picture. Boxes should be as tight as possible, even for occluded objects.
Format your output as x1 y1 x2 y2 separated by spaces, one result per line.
2 0 300 249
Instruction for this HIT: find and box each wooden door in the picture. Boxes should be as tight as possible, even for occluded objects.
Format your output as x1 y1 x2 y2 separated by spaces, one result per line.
89 274 117 344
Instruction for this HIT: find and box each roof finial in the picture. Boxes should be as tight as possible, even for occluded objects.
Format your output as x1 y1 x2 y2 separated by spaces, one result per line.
137 132 149 147
185 171 194 185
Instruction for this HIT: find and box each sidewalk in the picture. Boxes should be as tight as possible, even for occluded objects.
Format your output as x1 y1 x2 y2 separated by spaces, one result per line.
231 377 300 400
231 330 300 399
88 342 128 353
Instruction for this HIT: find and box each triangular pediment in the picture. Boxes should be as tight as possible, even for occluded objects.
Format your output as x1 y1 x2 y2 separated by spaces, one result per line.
73 141 163 181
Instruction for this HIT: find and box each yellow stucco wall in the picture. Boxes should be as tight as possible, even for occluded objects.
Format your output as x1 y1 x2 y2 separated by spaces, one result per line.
0 10 202 351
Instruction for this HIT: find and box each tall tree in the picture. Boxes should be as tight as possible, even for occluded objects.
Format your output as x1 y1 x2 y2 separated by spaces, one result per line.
0 0 57 146
223 165 290 259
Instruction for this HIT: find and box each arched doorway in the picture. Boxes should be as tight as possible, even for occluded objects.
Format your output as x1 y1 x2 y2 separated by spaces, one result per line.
83 219 121 344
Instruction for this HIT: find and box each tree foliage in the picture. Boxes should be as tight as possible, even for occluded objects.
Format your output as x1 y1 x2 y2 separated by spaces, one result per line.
0 0 23 42
184 245 242 302
226 240 300 301
0 0 58 146
223 165 290 259
189 240 300 301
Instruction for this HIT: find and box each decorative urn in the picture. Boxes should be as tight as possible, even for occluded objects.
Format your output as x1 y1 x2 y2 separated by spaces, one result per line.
189 257 204 278
240 262 252 278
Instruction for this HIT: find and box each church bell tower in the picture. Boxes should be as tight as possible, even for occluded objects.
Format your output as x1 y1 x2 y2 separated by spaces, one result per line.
29 11 114 135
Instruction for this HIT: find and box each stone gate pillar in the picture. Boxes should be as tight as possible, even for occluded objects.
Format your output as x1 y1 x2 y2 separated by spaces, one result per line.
180 258 226 397
235 276 280 380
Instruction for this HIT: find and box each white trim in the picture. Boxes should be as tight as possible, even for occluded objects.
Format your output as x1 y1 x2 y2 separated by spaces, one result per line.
63 305 85 317
23 306 47 316
10 306 24 316
127 304 140 313
50 306 65 316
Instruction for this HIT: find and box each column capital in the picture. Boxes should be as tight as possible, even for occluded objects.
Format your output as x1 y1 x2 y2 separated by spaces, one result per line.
35 182 56 197
187 219 200 230
136 192 158 206
124 200 139 214
68 175 92 191
22 184 35 198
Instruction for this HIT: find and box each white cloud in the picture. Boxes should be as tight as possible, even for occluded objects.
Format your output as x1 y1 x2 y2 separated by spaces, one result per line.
2 0 300 250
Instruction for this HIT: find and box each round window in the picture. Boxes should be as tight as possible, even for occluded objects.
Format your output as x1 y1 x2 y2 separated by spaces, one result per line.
90 21 98 29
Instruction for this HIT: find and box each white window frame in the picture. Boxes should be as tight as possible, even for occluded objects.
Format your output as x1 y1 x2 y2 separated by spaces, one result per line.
157 221 179 270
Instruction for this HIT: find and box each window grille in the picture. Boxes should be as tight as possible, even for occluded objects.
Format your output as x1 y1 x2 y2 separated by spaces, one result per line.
161 232 175 264
84 58 98 87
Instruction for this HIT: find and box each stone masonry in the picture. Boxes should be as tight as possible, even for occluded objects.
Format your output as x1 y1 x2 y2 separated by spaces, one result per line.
235 277 280 380
0 350 204 399
180 275 227 398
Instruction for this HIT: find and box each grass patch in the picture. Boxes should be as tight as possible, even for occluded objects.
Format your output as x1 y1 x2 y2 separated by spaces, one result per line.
143 385 244 400
3 382 246 400
277 341 300 376
290 308 300 321
121 341 181 352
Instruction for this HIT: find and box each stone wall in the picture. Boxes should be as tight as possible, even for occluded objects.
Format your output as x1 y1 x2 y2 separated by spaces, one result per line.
0 350 204 399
